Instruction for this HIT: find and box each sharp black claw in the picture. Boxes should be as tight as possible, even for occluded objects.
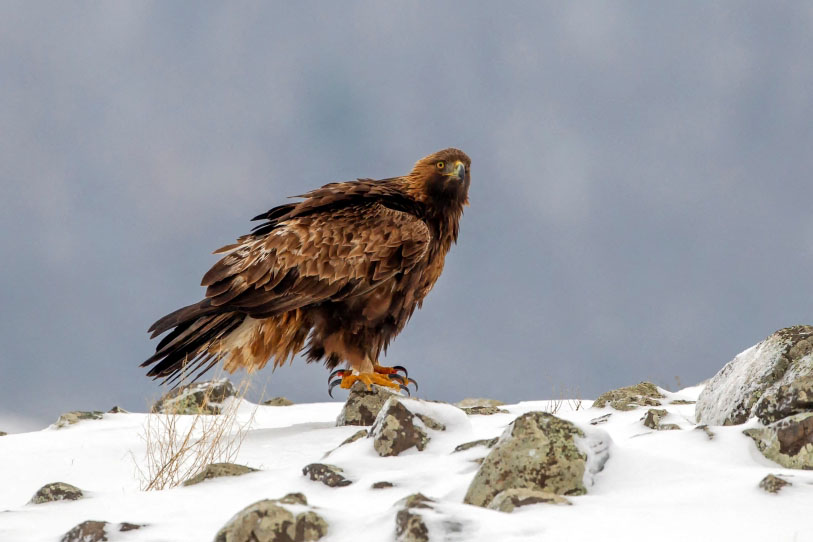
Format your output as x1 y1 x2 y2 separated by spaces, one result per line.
388 373 407 386
328 378 342 398
408 378 419 392
392 365 408 378
399 384 410 396
328 369 345 384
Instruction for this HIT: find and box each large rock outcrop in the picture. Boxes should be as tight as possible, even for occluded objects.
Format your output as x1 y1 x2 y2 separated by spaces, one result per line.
696 326 813 426
463 411 610 508
743 412 813 469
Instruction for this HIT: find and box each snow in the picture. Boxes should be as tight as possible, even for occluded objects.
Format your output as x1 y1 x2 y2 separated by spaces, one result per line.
1 386 812 542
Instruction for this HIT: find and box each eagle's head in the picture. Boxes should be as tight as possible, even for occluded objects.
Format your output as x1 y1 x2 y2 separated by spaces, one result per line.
408 148 471 207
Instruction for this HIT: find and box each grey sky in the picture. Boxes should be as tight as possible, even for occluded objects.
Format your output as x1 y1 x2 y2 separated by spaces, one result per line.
2 2 812 431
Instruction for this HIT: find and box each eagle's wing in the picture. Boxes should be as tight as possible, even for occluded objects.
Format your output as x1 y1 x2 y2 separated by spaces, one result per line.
199 202 431 318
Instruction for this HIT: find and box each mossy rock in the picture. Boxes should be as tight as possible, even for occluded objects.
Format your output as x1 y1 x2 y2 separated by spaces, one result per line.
182 463 258 486
592 382 664 411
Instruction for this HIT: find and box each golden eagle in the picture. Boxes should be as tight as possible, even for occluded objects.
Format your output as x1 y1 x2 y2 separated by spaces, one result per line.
141 148 470 395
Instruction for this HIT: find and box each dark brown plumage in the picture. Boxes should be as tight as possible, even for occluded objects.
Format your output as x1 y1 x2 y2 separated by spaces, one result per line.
141 148 471 388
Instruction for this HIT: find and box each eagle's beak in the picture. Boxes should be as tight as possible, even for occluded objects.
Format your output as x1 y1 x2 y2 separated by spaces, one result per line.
451 161 466 181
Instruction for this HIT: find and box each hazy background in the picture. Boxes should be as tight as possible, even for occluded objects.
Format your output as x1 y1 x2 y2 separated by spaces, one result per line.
2 2 812 431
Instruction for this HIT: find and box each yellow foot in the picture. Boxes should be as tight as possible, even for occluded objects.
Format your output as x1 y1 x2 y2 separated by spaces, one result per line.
341 371 401 391
374 364 418 391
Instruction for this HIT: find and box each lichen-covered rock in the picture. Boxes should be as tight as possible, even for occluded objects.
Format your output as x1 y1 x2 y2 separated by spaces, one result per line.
592 382 664 411
302 463 352 487
372 481 394 489
697 326 813 426
395 493 434 542
589 413 612 425
743 412 813 469
455 398 505 408
151 379 236 415
0 431 6 436
336 381 400 426
369 399 429 456
759 474 791 494
214 498 327 542
107 405 128 413
453 438 498 453
182 463 258 486
754 375 813 424
461 406 509 415
487 488 571 513
53 411 104 429
695 425 715 440
642 409 681 431
263 397 294 406
30 482 84 504
61 521 141 542
463 411 610 507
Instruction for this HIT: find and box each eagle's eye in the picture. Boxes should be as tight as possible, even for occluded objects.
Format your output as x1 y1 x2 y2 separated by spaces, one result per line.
436 161 445 170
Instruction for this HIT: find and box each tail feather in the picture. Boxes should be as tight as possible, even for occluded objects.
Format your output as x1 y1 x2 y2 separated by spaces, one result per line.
142 305 246 386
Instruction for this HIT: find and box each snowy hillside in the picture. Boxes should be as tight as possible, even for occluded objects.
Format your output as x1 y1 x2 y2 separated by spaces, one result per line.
1 384 811 542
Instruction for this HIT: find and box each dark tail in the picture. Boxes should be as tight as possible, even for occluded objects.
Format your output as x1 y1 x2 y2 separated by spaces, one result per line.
142 300 246 387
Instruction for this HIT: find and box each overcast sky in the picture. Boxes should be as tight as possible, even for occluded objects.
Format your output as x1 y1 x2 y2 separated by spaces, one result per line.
2 2 812 431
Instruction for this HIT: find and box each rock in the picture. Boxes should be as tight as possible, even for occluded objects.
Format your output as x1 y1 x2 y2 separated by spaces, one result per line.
461 406 509 415
642 409 681 431
151 379 236 415
30 482 84 504
669 399 696 405
758 474 792 494
743 412 813 469
336 381 401 426
53 411 104 429
61 521 141 542
61 520 108 542
369 398 429 456
592 382 664 411
463 411 610 507
415 413 445 431
263 397 294 406
395 493 434 542
107 406 128 413
487 488 572 513
277 493 308 506
182 463 258 486
340 429 368 446
214 499 327 542
589 413 612 425
302 463 352 487
694 425 715 440
0 431 6 436
453 438 498 453
372 481 394 489
214 500 294 542
754 375 813 424
294 511 328 541
455 398 505 408
696 326 813 426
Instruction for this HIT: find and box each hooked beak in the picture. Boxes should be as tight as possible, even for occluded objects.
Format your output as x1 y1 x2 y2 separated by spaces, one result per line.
451 161 466 181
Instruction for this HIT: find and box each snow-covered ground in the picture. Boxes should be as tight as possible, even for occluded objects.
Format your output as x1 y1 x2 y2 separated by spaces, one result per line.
1 385 811 542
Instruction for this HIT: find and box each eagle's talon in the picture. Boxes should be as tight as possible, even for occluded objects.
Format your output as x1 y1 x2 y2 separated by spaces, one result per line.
399 384 411 396
328 369 347 384
392 365 409 378
406 377 419 392
328 377 343 398
388 373 407 386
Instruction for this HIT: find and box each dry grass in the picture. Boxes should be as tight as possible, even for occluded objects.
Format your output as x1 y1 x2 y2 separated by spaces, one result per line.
134 374 260 491
544 384 584 415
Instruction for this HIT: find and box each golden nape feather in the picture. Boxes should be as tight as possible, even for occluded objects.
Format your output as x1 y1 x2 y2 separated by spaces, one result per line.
141 148 471 394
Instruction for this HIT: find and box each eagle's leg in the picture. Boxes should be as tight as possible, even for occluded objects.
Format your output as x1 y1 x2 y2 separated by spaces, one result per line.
373 363 419 391
327 356 410 397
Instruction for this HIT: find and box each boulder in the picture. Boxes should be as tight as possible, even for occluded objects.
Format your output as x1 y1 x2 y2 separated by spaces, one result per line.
0 431 6 436
463 411 610 507
455 398 505 408
29 482 83 504
487 488 571 513
214 499 327 542
453 438 498 453
460 406 509 416
642 409 681 431
758 474 791 494
336 381 400 426
263 397 294 406
53 411 104 429
592 382 664 411
151 379 236 415
182 463 258 486
372 481 394 489
369 399 434 457
395 493 434 542
302 463 352 487
61 521 142 542
696 326 813 426
743 412 813 469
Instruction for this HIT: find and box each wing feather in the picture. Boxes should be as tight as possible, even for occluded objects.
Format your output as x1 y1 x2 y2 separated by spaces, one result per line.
201 202 430 318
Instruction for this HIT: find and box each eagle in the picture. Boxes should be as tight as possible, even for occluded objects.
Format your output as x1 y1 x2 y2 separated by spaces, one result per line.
141 148 471 395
